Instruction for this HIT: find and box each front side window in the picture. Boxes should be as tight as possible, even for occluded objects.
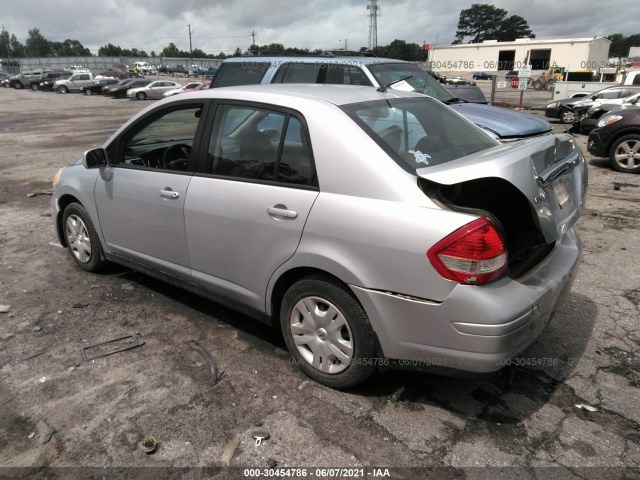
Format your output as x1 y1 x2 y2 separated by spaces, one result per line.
118 105 203 171
205 104 315 186
342 97 498 172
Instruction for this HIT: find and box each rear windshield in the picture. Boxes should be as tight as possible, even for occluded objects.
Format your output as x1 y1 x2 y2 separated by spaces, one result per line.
341 97 498 172
367 63 456 102
212 61 270 87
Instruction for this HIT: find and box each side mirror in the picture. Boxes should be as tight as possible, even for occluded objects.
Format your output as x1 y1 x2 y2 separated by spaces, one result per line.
83 148 109 169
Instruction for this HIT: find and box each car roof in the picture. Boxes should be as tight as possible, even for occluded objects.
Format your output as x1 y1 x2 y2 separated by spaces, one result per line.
220 55 409 66
175 83 425 107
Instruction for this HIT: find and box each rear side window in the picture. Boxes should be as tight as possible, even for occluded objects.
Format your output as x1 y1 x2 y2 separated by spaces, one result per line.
212 62 270 87
342 97 498 172
272 62 372 86
205 104 315 186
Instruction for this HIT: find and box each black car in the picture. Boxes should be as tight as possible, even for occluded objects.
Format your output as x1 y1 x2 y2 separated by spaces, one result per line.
106 79 151 98
546 86 640 124
39 71 72 91
587 107 640 173
82 78 119 95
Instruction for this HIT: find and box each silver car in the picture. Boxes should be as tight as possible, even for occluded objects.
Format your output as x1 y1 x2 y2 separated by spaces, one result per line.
51 84 587 388
127 80 182 100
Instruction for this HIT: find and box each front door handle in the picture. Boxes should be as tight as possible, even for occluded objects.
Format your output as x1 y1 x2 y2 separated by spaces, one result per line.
267 204 298 219
160 188 180 199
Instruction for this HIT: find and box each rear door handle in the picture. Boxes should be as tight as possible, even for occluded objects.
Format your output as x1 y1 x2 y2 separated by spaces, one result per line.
160 188 180 199
267 204 298 219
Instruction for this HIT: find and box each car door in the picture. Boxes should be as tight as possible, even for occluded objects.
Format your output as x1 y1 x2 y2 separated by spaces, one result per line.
150 82 177 98
94 101 209 278
185 103 319 309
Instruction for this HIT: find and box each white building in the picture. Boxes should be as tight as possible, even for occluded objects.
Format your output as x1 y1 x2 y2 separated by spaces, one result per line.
429 37 611 73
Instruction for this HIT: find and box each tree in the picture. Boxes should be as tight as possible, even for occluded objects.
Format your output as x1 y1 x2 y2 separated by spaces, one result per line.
380 39 427 61
162 42 181 57
10 34 26 57
25 27 51 56
454 4 534 43
50 39 91 56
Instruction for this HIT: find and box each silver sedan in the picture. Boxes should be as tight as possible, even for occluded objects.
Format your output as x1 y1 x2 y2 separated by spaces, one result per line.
51 84 587 388
127 80 182 100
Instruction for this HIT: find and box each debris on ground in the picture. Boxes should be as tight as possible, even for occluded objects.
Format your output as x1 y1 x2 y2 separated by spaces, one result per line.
26 190 53 198
389 386 405 402
184 340 222 386
38 377 47 384
221 435 240 466
81 335 144 361
575 404 598 412
252 431 270 446
140 437 157 454
42 428 55 444
298 380 309 391
72 303 89 309
28 432 35 439
267 458 278 468
0 305 10 313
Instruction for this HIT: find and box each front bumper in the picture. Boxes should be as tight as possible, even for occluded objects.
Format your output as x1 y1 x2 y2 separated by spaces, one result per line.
351 228 582 373
587 131 608 158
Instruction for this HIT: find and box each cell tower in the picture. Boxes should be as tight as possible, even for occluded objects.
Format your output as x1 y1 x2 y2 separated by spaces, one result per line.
367 0 379 51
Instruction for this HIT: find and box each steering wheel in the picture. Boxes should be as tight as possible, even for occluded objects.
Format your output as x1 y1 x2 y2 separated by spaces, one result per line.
161 143 192 170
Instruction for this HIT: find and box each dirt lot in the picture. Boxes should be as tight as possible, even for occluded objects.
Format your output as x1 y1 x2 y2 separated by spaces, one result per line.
1 88 639 479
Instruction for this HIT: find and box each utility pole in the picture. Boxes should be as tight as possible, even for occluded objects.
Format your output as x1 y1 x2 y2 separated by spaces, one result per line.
367 0 379 52
251 30 256 48
187 24 193 64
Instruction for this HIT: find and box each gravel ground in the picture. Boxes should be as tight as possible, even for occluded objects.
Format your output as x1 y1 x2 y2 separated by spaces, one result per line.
0 87 639 479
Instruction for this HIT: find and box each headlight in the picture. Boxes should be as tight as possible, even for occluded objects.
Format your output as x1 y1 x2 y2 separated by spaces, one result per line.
597 115 623 128
52 167 64 188
546 102 559 108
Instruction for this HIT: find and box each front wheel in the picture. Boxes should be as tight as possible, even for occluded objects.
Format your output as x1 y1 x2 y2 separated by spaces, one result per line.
136 92 146 100
560 109 576 124
280 276 377 388
84 88 92 96
58 85 68 94
609 134 640 174
62 203 106 272
31 83 39 91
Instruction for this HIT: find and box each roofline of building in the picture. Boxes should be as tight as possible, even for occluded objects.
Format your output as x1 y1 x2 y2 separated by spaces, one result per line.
432 37 612 49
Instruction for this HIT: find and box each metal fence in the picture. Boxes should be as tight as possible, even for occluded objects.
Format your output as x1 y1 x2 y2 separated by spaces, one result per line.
487 72 554 109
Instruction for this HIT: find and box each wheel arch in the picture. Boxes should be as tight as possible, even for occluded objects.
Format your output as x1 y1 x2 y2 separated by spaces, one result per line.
55 194 83 246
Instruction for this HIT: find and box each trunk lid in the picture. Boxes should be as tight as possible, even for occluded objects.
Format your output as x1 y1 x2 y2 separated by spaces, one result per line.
417 134 587 246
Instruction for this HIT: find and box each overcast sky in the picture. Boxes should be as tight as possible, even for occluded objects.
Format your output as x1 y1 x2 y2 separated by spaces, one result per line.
2 0 638 55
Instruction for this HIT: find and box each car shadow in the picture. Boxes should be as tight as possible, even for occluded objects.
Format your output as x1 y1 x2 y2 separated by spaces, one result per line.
588 158 613 171
114 269 596 423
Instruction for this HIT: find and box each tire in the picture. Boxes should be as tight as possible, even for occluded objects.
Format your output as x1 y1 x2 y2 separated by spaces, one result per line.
84 88 92 96
14 82 23 89
280 276 377 388
136 92 146 100
560 109 576 124
31 83 39 91
58 85 68 94
609 134 640 174
62 203 106 272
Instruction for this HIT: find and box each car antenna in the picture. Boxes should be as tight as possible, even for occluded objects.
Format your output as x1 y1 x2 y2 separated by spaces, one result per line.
377 75 413 93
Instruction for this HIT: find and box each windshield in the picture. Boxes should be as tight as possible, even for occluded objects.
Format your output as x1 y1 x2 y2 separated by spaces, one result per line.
341 97 498 172
367 63 457 102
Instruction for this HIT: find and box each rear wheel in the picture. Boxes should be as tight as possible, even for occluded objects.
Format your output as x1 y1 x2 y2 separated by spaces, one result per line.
609 134 640 174
62 203 106 272
31 83 39 91
560 109 576 124
14 82 23 89
280 276 377 388
136 91 146 100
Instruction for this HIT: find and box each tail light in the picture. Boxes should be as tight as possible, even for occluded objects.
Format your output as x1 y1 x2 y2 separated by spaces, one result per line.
427 218 507 285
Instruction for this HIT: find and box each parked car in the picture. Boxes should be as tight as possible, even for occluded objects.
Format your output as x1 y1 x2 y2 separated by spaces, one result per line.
82 78 119 96
54 72 96 93
127 80 182 99
473 72 493 80
445 76 476 86
51 84 586 388
162 81 202 97
38 71 72 91
505 70 519 81
427 71 447 83
106 79 151 98
211 56 552 140
587 107 640 173
545 86 640 123
202 67 218 79
100 69 129 80
10 70 46 89
572 92 640 135
0 72 8 84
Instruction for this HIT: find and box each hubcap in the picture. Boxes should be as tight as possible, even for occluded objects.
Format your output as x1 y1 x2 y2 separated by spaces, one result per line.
614 140 640 170
65 214 92 263
561 111 575 123
289 296 353 374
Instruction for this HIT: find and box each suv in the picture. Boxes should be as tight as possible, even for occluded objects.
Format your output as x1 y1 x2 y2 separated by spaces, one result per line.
545 86 640 124
211 57 551 140
9 69 47 89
